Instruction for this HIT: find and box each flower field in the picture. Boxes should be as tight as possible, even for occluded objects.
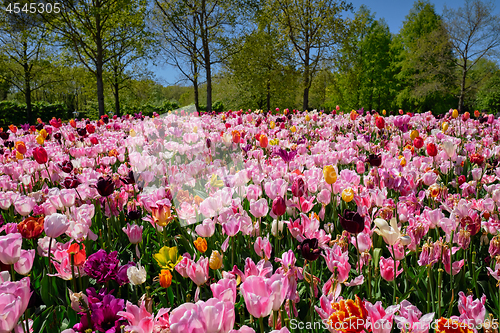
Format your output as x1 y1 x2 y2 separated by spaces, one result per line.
1 107 500 333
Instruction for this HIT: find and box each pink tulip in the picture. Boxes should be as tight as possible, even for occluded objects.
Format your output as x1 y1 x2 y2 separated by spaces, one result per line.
246 185 262 202
13 196 35 216
175 257 190 278
211 278 237 303
229 326 256 333
0 233 22 265
14 249 35 275
356 160 365 174
118 300 154 333
240 276 274 318
394 300 434 333
379 257 403 282
60 189 76 207
249 198 269 218
195 218 216 238
254 236 272 260
122 223 143 244
170 298 235 333
268 273 289 311
186 256 209 286
44 213 70 238
322 246 350 283
364 301 399 333
455 291 486 327
0 277 32 332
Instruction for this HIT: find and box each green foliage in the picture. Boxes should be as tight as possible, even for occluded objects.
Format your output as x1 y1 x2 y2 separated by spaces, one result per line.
475 70 500 114
0 100 70 126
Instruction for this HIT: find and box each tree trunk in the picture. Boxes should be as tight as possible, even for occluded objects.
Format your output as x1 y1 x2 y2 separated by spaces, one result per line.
458 62 467 111
303 61 310 111
266 80 271 112
201 0 212 112
113 65 121 116
95 10 105 117
192 14 200 113
24 66 32 124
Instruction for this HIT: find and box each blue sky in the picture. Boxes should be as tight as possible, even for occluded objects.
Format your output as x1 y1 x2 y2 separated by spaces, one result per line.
150 0 500 86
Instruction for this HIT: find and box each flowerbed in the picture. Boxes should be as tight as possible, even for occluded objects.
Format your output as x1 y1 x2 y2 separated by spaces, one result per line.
0 108 499 333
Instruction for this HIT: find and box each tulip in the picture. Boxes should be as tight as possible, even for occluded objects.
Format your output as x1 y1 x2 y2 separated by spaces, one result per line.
67 243 86 266
272 197 286 217
186 256 209 286
211 278 237 303
254 236 272 260
127 263 147 285
410 130 419 140
44 213 70 238
380 257 402 281
414 136 424 149
154 246 182 270
209 250 223 270
159 269 172 288
338 210 365 234
33 146 48 164
0 233 23 265
442 122 449 132
452 109 459 118
122 223 143 244
375 116 385 129
374 218 401 246
14 249 35 275
240 276 275 318
323 165 337 184
250 198 269 218
18 216 44 239
259 134 268 148
15 141 27 155
426 143 438 157
297 238 321 261
341 187 354 203
194 237 208 253
0 277 31 332
151 199 173 227
291 178 306 198
367 154 382 167
95 176 115 197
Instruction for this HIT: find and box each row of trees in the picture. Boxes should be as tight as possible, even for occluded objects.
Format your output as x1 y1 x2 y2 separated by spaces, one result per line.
0 0 499 122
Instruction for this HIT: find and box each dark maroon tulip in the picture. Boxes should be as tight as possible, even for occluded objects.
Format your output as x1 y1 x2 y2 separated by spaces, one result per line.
0 132 10 140
4 141 14 148
77 128 87 136
272 197 286 217
54 133 62 140
35 123 44 131
120 171 135 185
127 209 142 220
291 178 306 198
96 176 115 197
367 154 382 167
33 147 48 164
57 161 73 173
206 138 212 149
338 210 365 234
63 176 81 189
297 238 321 261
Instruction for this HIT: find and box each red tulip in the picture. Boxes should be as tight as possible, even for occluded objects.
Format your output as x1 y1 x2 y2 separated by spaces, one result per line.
458 175 466 186
259 134 268 148
414 136 424 149
375 116 385 129
90 137 99 145
272 197 286 217
426 143 438 157
86 124 95 134
33 147 48 164
462 112 470 121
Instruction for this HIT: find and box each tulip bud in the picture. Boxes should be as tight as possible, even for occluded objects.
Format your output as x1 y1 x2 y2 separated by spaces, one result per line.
452 109 459 118
272 197 286 217
33 147 48 164
382 109 386 116
341 187 354 203
259 134 268 148
414 136 424 149
323 165 337 185
209 250 223 270
442 122 449 132
159 269 172 288
375 116 385 129
127 263 147 285
462 112 470 121
194 237 208 253
410 130 419 141
426 143 438 157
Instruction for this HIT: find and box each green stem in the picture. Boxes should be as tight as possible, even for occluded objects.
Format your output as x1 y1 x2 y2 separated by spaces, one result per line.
259 316 264 333
71 254 77 292
437 269 443 318
392 244 397 304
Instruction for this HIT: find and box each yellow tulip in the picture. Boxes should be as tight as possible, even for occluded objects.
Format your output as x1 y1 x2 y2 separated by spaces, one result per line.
410 130 419 141
400 157 407 167
209 250 223 270
452 109 458 119
290 126 296 133
193 126 198 133
36 135 45 145
442 122 449 132
323 165 337 185
16 151 24 160
154 246 182 270
382 110 387 116
130 129 137 137
270 121 275 129
305 115 310 122
341 187 354 203
40 128 48 139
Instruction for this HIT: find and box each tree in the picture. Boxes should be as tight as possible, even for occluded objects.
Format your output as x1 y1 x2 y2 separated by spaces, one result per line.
0 7 56 123
443 0 500 111
275 0 353 111
154 0 243 112
104 0 155 116
393 0 457 113
43 0 148 117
